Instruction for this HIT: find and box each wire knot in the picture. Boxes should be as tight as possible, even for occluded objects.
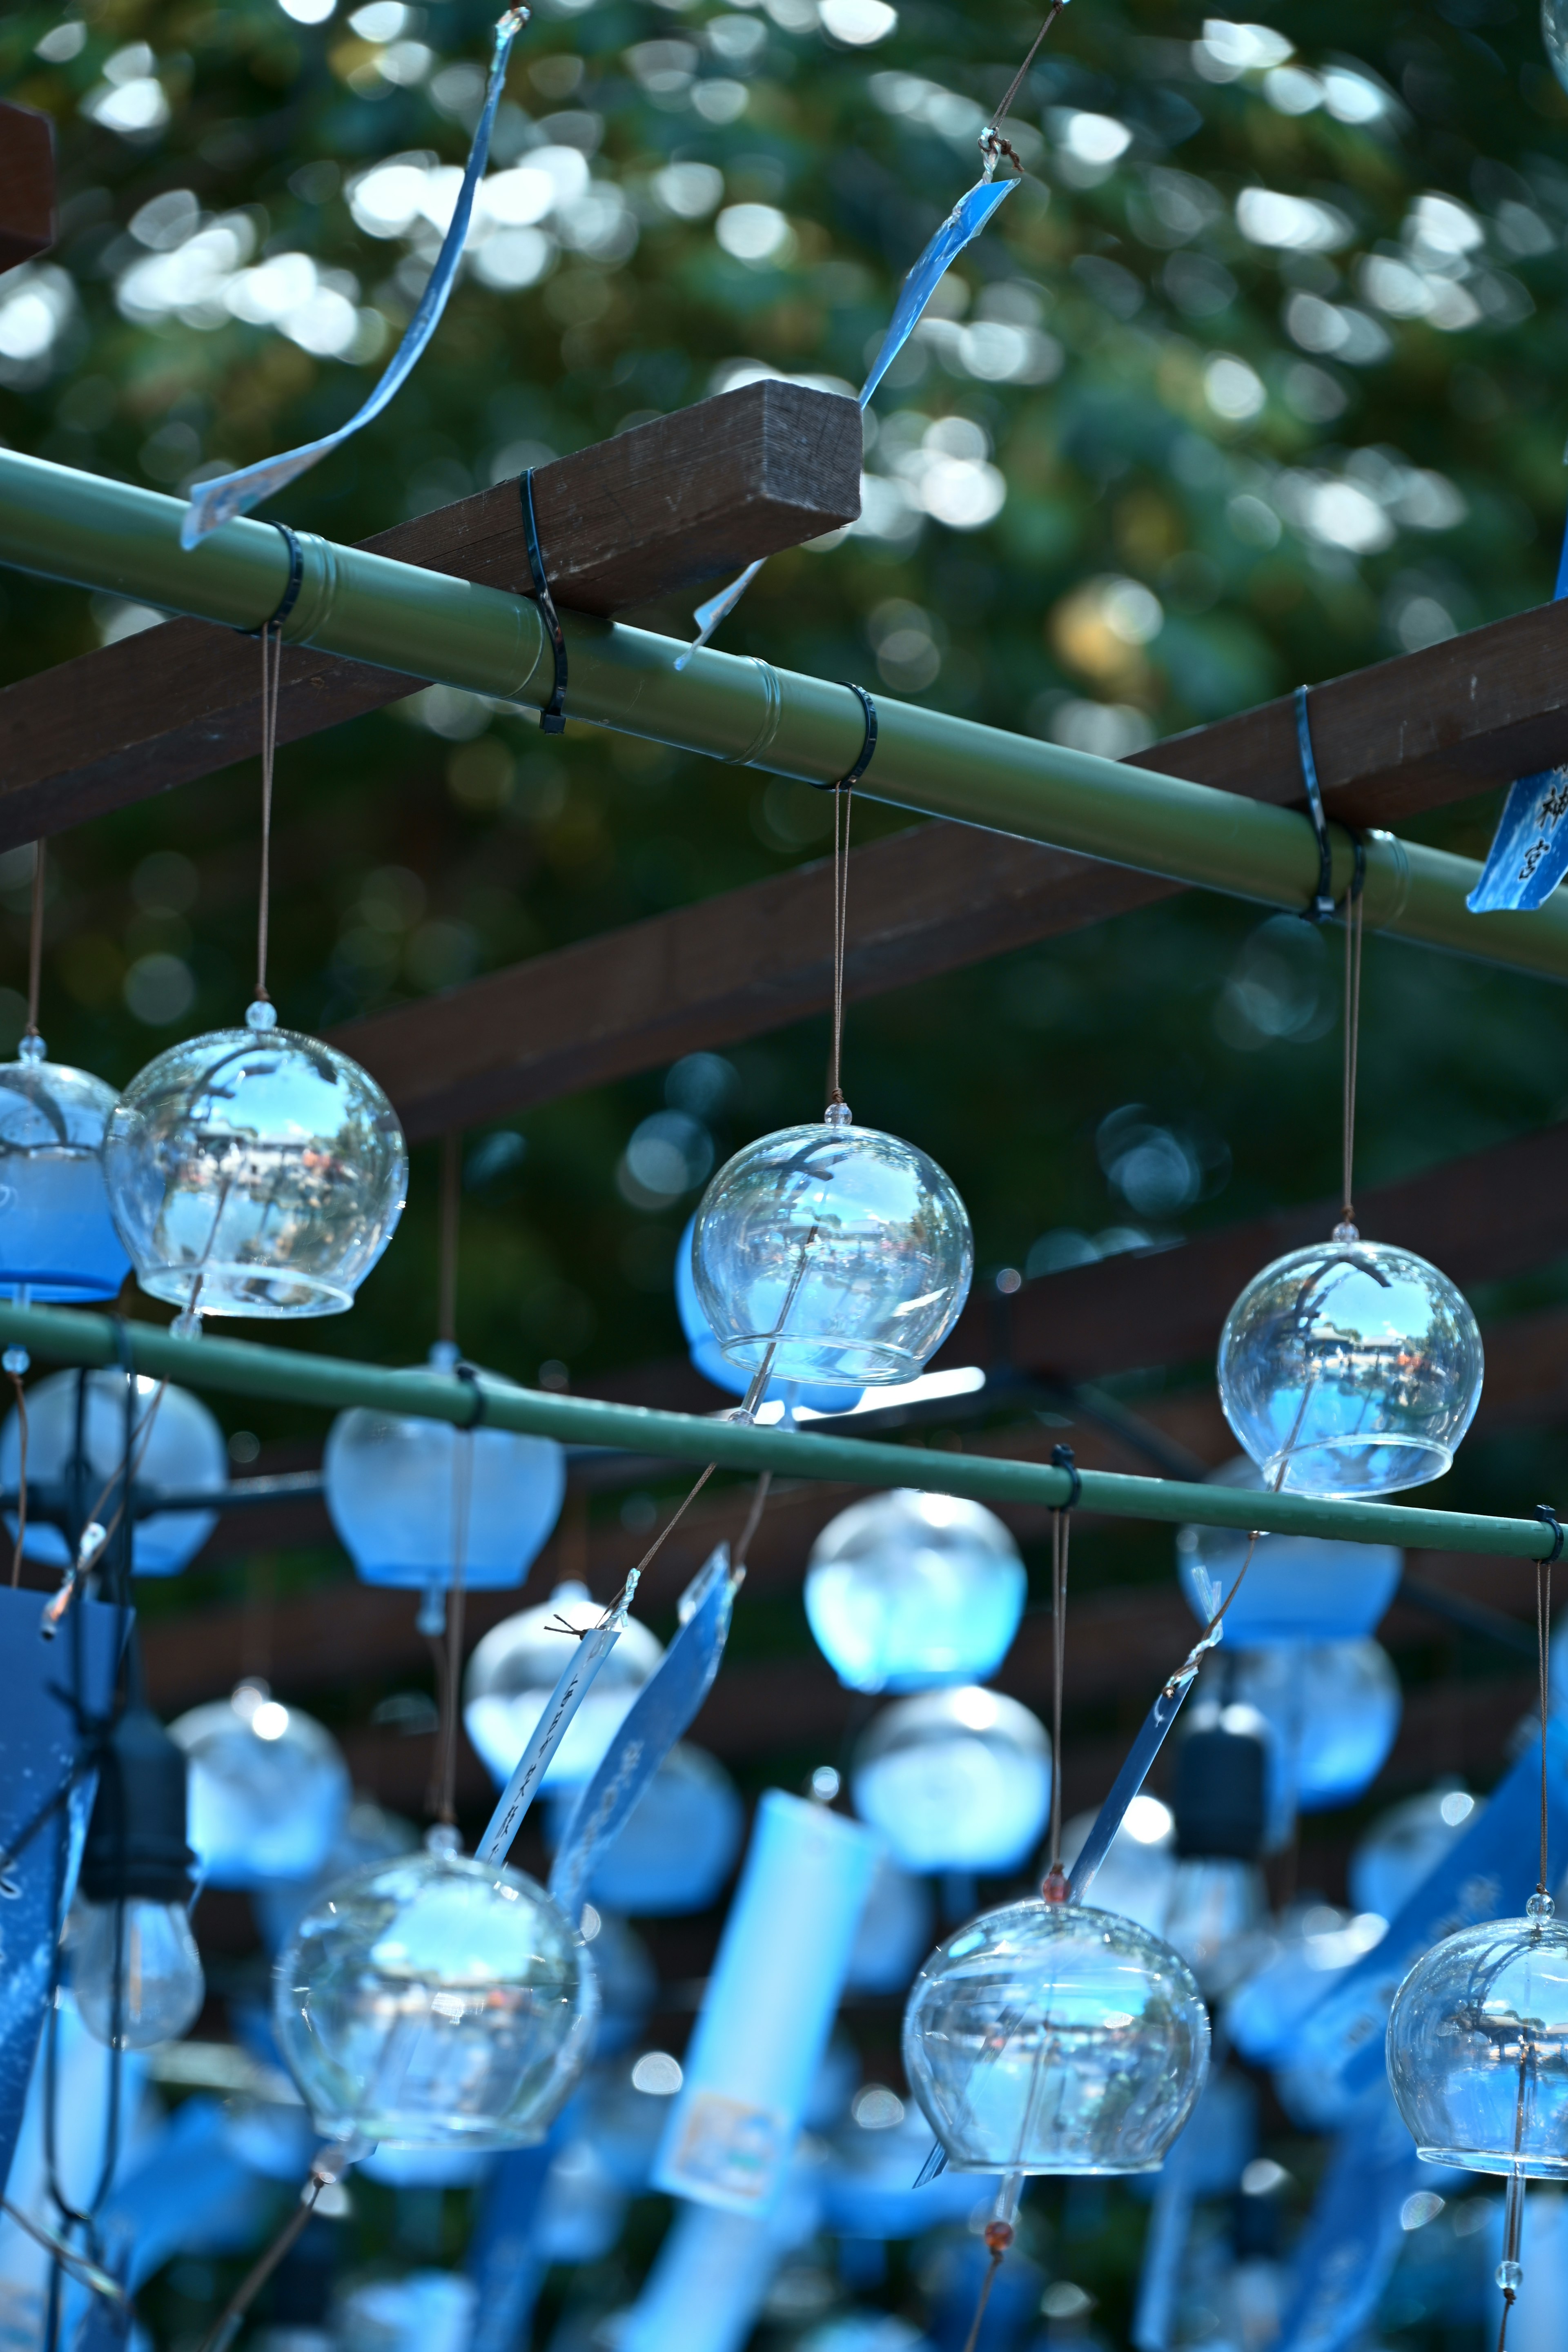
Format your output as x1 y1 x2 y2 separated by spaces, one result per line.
1050 1442 1080 1511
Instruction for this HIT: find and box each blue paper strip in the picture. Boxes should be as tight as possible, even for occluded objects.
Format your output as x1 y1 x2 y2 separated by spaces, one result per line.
548 1545 737 1923
677 174 1018 664
1466 767 1568 912
0 1588 124 2200
180 8 528 550
1272 2083 1425 2352
1285 1721 1568 2098
466 2142 555 2352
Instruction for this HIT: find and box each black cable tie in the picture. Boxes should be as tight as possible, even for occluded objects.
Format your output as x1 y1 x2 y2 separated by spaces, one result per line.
521 468 568 736
1537 1504 1564 1562
454 1361 487 1429
811 683 878 791
238 523 305 639
1050 1442 1081 1512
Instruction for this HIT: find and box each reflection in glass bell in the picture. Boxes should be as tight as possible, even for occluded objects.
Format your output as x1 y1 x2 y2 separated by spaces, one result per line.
903 1898 1209 2172
464 1581 664 1789
0 1368 228 1575
103 1004 408 1319
170 1682 351 1886
850 1687 1051 1874
1221 1639 1402 1823
690 1114 973 1391
1177 1457 1401 1644
1216 1236 1483 1496
1061 1795 1176 1935
675 1213 864 1416
252 1797 421 1956
1351 1784 1479 1921
325 1344 564 1603
1548 0 1568 94
806 1489 1026 1695
1387 1895 1568 2176
0 1038 130 1301
546 1743 743 1916
274 1846 599 2147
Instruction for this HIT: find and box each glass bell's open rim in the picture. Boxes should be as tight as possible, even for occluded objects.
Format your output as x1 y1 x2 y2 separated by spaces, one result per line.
1256 1434 1454 1498
1420 2148 1568 2180
716 1334 924 1385
310 2112 555 2151
137 1265 357 1316
937 2152 1167 2176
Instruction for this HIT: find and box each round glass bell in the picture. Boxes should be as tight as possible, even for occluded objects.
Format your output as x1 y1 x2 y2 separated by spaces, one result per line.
325 1344 564 1597
850 1686 1051 1874
1221 1639 1402 1821
0 1038 130 1301
102 1004 408 1319
806 1488 1026 1695
690 1113 973 1391
1177 1457 1401 1645
675 1213 864 1416
546 1742 743 1917
903 1898 1209 2172
170 1682 351 1886
0 1367 227 1575
1351 1784 1479 1921
1387 1895 1568 2176
1216 1236 1483 1497
464 1581 664 1790
273 1845 599 2148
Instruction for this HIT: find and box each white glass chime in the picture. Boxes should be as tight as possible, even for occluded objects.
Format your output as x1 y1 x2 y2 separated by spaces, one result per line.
169 1681 351 1886
104 1001 408 1323
325 1344 565 1622
1350 1783 1478 1921
806 1488 1027 1695
903 1895 1209 2172
1217 1235 1483 1498
464 1580 664 1789
0 1368 227 1575
1176 1457 1401 1644
0 1036 130 1303
1220 1638 1402 1826
850 1686 1051 1874
274 1842 599 2148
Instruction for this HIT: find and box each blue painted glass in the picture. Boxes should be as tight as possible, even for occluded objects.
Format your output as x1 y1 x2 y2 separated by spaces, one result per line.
1177 1457 1402 1644
851 1687 1049 1874
0 1042 129 1301
170 1684 350 1887
181 9 529 546
1224 1640 1402 1819
549 1742 743 1917
806 1488 1025 1694
1350 1784 1480 1920
325 1343 564 1592
0 1369 227 1576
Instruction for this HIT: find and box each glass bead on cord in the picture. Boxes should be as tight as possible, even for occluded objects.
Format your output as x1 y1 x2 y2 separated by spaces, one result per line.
103 1015 407 1318
691 1116 973 1392
0 1039 131 1303
806 1488 1027 1694
1386 1893 1568 2176
902 1898 1209 2173
273 1847 598 2148
1217 1236 1483 1497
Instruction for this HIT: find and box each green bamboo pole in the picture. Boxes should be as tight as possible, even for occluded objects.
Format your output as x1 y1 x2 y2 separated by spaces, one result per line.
0 1302 1552 1560
2 450 1564 982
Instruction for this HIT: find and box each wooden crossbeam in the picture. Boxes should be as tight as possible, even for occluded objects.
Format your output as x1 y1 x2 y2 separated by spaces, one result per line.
326 598 1568 1141
0 379 860 847
0 105 54 276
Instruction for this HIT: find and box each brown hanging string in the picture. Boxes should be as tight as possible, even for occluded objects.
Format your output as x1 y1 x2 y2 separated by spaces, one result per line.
1534 1507 1561 1899
829 781 853 1108
255 623 281 1006
1339 886 1364 1234
194 2152 344 2352
426 1133 468 1824
40 1376 171 1631
1044 1446 1078 1891
23 839 45 1045
438 1132 461 1349
8 1379 27 1588
959 2219 1016 2352
979 2 1068 176
734 1470 772 1570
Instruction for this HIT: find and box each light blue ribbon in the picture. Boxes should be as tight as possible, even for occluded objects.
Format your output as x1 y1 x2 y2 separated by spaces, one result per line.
548 1544 739 1923
678 174 1018 664
180 7 529 550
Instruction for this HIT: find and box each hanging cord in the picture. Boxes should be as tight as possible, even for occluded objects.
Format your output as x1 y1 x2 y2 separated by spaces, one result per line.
1044 1446 1079 1894
193 2148 353 2352
960 2218 1016 2352
40 1374 170 1636
979 1 1069 177
255 622 282 1007
427 1136 470 1824
23 837 45 1046
1296 685 1366 1234
734 1470 772 1570
1534 1508 1561 1900
438 1132 461 1349
816 684 875 1110
9 1373 28 1587
1339 884 1365 1236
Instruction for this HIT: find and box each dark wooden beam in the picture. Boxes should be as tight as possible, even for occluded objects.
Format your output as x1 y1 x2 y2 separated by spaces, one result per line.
0 380 860 847
0 105 53 275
